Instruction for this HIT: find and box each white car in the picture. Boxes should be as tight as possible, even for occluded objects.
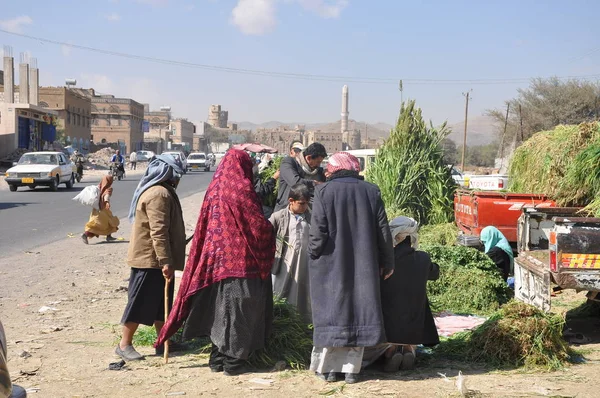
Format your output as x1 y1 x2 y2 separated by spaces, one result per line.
136 150 155 162
5 151 76 192
162 151 188 173
187 152 211 172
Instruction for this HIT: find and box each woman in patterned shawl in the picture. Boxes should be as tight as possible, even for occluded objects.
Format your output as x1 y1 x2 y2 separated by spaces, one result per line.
156 149 276 376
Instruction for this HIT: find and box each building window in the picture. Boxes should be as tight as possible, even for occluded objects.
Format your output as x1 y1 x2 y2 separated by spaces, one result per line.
77 114 81 126
67 111 71 124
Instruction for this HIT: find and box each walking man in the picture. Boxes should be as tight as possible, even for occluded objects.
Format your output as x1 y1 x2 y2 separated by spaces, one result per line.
129 151 138 170
115 155 186 361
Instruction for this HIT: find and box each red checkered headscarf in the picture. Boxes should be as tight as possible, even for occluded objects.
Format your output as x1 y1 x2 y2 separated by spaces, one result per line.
326 152 360 174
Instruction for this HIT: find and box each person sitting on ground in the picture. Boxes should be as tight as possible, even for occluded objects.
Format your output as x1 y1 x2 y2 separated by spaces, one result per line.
480 226 513 281
269 183 312 322
81 175 120 244
377 216 440 372
274 142 327 211
115 155 186 361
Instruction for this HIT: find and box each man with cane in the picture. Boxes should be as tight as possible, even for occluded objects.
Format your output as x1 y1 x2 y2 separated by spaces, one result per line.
115 155 186 362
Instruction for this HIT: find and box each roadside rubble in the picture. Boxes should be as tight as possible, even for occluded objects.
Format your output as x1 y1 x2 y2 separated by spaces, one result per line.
86 148 116 170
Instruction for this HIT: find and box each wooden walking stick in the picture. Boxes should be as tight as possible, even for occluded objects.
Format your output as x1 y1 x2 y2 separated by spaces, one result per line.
164 277 170 364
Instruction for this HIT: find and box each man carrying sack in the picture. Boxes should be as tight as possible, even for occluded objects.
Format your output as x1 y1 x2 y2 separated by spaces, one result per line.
115 155 186 361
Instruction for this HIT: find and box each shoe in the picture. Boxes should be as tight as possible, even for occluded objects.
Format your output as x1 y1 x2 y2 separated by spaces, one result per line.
344 373 359 384
106 235 117 242
317 372 337 382
400 351 415 370
115 345 144 361
223 365 250 376
210 365 224 373
81 233 88 244
383 352 403 373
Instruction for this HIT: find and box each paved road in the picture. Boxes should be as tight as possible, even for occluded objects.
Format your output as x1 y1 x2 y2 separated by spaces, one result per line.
0 170 215 257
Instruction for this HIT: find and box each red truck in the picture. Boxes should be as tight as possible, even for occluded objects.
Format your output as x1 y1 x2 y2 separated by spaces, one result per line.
454 189 556 244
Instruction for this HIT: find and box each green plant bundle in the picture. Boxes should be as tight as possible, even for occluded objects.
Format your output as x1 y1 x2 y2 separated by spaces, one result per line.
423 245 512 315
508 122 600 214
259 156 283 208
419 223 459 246
437 300 571 370
367 101 456 225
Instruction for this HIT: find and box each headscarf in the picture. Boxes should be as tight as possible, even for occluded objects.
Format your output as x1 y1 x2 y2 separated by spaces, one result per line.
98 175 114 210
389 216 419 248
326 151 360 174
156 149 276 346
480 226 514 270
128 154 184 222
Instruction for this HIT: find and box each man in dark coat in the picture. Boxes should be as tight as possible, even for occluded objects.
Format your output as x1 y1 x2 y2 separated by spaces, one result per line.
308 152 394 384
274 142 327 211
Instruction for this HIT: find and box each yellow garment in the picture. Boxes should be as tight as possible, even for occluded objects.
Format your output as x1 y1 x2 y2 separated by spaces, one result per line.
85 208 120 237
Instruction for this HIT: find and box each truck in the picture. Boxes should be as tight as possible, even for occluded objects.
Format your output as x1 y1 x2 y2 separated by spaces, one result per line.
514 207 600 311
454 189 555 246
466 174 510 191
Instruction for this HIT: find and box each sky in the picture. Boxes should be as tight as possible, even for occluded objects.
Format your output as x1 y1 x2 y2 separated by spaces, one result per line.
1 0 600 130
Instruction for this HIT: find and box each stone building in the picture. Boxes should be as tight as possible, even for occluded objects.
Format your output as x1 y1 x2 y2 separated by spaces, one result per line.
305 130 343 154
170 119 196 151
253 126 302 155
74 89 144 154
39 87 92 152
207 104 228 128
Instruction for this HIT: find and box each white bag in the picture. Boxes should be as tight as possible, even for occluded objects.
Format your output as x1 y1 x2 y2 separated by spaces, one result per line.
73 185 100 209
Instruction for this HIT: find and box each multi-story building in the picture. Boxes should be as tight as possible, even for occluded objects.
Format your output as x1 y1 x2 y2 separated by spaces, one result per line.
39 87 92 152
253 126 302 155
305 130 343 154
75 89 145 154
170 119 196 151
207 104 228 128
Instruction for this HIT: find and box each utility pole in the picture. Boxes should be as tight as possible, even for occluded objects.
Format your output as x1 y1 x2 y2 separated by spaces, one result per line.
519 104 524 142
499 103 510 169
460 90 472 172
399 80 403 105
365 122 368 149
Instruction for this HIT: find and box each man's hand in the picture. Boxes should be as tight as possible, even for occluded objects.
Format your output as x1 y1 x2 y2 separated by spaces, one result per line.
162 265 174 281
380 268 394 280
273 170 280 180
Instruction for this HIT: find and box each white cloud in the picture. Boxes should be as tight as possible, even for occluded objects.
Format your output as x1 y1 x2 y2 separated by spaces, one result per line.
135 0 170 6
231 0 276 36
0 15 33 33
296 0 347 18
105 13 122 22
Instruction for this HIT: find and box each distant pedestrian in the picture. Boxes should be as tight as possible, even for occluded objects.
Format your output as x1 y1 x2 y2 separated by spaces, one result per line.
115 155 186 361
129 151 138 170
156 149 275 376
81 175 120 244
274 142 327 211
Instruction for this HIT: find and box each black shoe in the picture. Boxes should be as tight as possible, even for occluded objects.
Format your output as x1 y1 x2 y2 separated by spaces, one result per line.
344 373 359 384
210 365 224 373
223 365 250 376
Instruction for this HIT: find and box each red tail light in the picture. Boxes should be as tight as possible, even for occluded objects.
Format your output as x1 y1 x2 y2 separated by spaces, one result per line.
498 179 504 189
550 250 557 272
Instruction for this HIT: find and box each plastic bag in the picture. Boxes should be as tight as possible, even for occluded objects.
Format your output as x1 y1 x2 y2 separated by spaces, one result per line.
73 185 100 209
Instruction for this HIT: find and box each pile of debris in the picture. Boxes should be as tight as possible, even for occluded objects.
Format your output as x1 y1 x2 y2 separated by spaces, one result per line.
86 148 116 170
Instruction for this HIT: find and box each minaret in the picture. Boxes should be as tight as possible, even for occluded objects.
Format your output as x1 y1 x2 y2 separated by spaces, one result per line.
341 85 349 134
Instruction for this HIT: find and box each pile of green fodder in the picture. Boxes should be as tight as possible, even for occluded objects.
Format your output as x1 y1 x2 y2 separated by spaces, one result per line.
419 223 459 246
423 245 512 315
438 301 571 370
248 297 313 370
367 100 456 225
508 122 600 215
259 156 283 208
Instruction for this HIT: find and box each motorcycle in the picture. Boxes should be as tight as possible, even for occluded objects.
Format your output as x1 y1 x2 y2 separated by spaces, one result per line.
110 162 125 181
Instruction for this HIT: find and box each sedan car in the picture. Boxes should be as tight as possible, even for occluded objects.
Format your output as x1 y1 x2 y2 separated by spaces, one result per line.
5 151 76 192
136 150 155 162
187 152 211 172
162 151 188 173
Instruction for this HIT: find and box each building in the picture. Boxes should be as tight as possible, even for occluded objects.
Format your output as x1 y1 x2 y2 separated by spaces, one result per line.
39 87 92 152
207 104 228 128
74 89 145 154
170 119 196 151
193 134 209 153
253 126 302 155
305 130 343 154
0 50 57 158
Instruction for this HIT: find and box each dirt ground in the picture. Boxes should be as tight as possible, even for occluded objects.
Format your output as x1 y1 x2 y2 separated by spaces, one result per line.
1 189 600 398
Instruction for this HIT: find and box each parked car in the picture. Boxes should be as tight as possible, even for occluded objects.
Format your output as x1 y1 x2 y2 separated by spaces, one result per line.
162 151 188 172
345 149 377 176
187 152 211 172
4 151 76 192
136 150 155 162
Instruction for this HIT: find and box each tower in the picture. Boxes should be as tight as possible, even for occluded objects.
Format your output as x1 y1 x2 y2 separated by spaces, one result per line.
341 85 349 135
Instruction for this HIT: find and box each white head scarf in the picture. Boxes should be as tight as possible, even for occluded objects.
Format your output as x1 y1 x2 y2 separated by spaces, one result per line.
389 216 419 248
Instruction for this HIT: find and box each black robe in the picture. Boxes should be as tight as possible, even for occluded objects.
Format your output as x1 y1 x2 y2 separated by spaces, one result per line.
380 243 440 346
308 176 394 347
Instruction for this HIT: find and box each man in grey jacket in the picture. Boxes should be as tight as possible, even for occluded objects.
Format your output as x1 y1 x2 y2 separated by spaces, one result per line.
274 142 327 211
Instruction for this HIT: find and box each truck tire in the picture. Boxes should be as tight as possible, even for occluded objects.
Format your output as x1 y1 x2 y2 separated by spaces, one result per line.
9 184 17 192
50 175 59 192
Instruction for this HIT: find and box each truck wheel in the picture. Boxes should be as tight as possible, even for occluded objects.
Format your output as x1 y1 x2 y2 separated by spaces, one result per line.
66 173 74 189
9 184 17 192
50 176 59 192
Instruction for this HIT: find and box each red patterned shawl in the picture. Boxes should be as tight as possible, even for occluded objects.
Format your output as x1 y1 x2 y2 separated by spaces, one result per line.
156 149 275 345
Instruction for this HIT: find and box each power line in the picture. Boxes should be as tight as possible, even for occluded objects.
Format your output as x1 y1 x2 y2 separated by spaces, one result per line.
2 28 600 85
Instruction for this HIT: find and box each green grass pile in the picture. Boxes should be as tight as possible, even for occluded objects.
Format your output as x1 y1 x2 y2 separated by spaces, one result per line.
423 245 512 315
419 223 459 246
508 121 600 215
437 300 571 370
367 101 456 225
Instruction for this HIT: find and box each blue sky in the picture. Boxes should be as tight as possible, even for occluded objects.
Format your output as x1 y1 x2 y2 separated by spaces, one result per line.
1 0 599 129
